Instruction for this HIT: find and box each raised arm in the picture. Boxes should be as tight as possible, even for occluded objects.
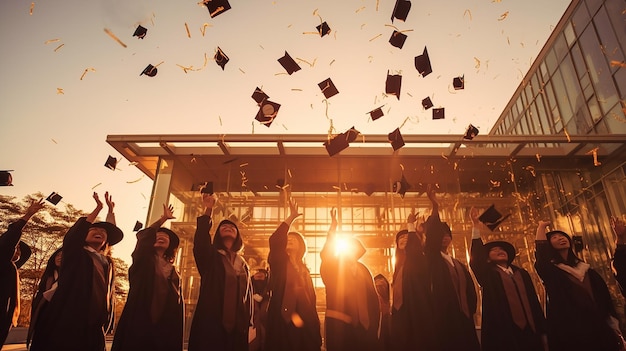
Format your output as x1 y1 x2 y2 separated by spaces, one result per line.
469 207 489 284
611 217 626 295
86 192 104 224
104 192 116 225
0 199 45 261
193 193 216 273
269 197 301 261
534 220 552 276
424 186 443 255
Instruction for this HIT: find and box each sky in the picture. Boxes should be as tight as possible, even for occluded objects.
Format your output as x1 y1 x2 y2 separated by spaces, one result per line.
0 0 571 264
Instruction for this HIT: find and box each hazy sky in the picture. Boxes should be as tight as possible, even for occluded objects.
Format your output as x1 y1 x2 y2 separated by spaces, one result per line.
0 0 570 264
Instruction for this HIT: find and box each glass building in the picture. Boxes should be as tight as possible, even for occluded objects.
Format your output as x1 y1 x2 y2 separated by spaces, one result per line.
107 0 625 339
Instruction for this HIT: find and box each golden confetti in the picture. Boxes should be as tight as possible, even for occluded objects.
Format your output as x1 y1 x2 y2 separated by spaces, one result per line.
474 57 481 69
44 39 60 44
369 33 382 42
103 28 127 48
91 183 102 189
355 6 365 13
240 163 249 167
29 2 34 15
563 129 571 142
176 64 194 73
201 23 211 36
239 68 246 74
610 60 626 68
288 169 292 178
53 44 64 52
586 147 602 166
127 175 144 183
441 153 448 160
463 9 472 20
79 67 96 80
330 59 335 66
219 116 223 126
184 23 191 38
490 180 501 187
56 88 64 94
400 164 405 171
497 11 509 21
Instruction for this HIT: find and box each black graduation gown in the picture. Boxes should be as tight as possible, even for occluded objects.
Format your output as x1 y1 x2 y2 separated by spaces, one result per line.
391 231 437 351
320 234 381 351
470 238 545 351
266 222 321 351
188 215 251 351
613 245 626 296
111 227 183 351
0 219 27 346
424 215 480 351
30 217 116 351
535 240 622 351
26 247 62 348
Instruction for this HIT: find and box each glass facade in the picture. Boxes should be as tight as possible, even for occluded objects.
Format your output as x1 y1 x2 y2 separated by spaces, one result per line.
108 0 626 340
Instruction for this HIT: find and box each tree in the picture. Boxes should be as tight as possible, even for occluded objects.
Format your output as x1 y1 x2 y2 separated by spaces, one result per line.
0 193 130 326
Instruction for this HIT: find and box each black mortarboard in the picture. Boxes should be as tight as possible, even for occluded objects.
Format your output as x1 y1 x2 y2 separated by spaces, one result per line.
393 174 411 197
388 128 405 151
255 100 281 127
251 87 269 104
204 0 231 18
453 75 464 90
215 47 229 70
0 171 13 186
133 25 147 39
391 0 411 22
433 107 445 120
201 181 214 194
478 204 511 231
140 64 157 77
324 127 360 157
318 78 339 99
385 71 402 100
483 241 516 264
104 156 118 170
278 51 301 75
133 221 143 231
389 30 407 49
463 124 479 140
316 22 331 37
422 97 433 110
369 106 384 121
46 192 62 205
414 47 432 77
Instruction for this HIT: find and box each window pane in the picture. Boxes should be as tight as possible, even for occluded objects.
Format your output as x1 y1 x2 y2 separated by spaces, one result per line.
580 25 619 115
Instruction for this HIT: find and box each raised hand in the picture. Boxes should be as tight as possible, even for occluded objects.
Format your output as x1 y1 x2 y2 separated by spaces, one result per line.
469 207 480 226
104 191 115 212
93 192 103 209
162 204 175 220
286 197 302 225
202 193 217 211
407 209 418 225
22 198 45 222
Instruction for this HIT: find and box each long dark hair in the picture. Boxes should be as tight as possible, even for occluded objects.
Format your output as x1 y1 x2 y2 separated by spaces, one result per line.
213 219 244 253
546 230 582 267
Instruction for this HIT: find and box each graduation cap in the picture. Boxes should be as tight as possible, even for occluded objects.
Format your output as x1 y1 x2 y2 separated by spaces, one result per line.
133 221 143 232
391 0 411 22
46 192 63 205
414 47 432 77
104 156 117 170
255 100 281 127
204 0 231 18
453 75 464 90
133 25 147 39
318 78 339 99
278 51 301 75
388 128 405 151
369 106 384 121
463 124 479 140
251 87 269 104
432 107 445 120
15 241 32 269
421 97 433 110
140 64 157 77
389 30 407 49
478 204 511 231
393 174 411 198
215 47 229 70
316 21 331 37
385 71 402 100
324 127 360 157
0 171 13 186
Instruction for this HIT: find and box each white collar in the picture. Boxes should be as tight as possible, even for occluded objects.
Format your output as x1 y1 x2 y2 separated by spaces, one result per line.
556 261 590 282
